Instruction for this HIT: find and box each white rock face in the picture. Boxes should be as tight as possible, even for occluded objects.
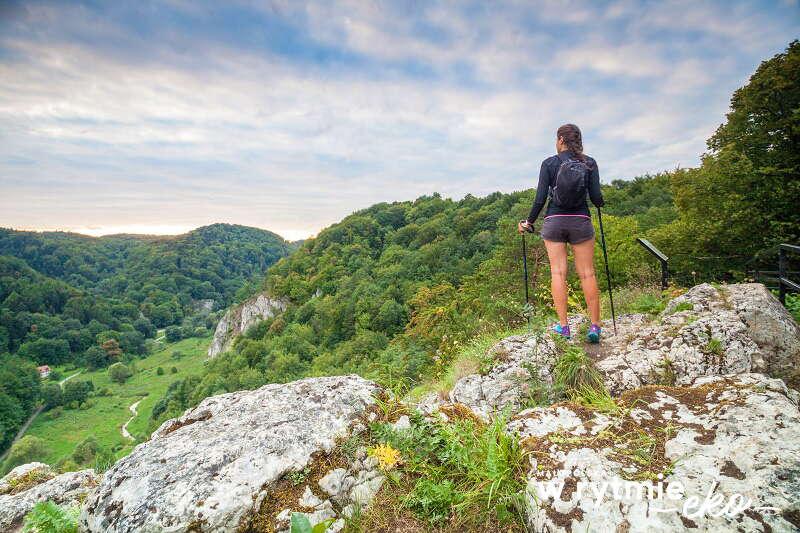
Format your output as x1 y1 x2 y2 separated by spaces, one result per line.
0 463 98 531
509 373 800 532
449 333 561 420
597 283 800 393
207 293 286 358
80 375 380 533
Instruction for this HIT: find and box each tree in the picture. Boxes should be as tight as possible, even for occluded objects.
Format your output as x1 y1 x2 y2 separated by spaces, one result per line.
100 339 123 363
108 363 133 384
83 346 108 370
656 40 800 273
42 382 63 410
164 326 183 343
0 392 24 450
1 435 49 474
63 380 93 406
17 338 71 365
133 317 156 338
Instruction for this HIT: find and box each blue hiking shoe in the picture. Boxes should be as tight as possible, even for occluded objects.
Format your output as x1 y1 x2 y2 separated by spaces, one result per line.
552 324 571 339
587 324 601 344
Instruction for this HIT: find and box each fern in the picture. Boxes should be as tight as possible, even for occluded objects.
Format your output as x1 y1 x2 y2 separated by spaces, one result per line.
22 501 79 533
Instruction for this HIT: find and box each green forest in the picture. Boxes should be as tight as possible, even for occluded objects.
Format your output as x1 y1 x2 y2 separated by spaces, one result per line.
150 43 800 430
0 224 292 453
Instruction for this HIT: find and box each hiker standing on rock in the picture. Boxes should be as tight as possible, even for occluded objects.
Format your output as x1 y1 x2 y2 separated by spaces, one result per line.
518 124 605 343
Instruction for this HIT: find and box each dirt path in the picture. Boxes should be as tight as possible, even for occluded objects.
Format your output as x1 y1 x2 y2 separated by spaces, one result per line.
121 399 143 441
0 371 84 463
60 370 82 386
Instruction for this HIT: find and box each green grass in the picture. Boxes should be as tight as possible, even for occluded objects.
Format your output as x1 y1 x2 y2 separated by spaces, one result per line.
359 414 528 531
407 325 529 402
26 336 211 465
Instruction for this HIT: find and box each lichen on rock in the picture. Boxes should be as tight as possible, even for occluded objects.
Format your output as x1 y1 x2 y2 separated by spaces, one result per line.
0 463 98 531
509 373 800 532
80 375 381 532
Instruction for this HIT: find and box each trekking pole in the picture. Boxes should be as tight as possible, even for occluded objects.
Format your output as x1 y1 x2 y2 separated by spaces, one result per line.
596 207 617 335
521 231 530 330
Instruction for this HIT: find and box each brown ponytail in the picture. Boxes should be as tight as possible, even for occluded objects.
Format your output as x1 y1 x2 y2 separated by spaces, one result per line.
557 124 589 163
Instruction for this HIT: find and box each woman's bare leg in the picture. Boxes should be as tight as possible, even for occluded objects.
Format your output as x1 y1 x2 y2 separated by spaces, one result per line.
572 238 601 325
544 239 569 326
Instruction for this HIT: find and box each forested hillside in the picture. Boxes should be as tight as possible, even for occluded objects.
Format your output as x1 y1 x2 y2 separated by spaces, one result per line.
0 224 291 453
152 41 800 429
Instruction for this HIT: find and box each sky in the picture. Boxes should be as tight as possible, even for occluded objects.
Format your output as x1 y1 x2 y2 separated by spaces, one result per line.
0 1 798 240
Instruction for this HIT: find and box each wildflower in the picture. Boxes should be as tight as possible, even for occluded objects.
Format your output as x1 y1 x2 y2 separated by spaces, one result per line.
368 443 402 471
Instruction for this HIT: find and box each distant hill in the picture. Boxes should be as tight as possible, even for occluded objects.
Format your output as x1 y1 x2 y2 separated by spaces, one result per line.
0 223 292 451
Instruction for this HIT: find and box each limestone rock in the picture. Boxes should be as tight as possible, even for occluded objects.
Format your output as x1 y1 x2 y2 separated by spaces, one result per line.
596 283 800 394
207 292 286 358
509 373 800 532
0 464 98 531
81 375 380 532
449 333 561 420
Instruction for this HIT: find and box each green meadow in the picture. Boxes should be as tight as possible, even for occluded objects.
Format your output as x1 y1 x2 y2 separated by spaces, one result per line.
26 336 211 465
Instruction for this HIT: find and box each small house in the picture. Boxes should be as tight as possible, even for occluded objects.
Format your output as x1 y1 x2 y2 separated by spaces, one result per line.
37 365 51 379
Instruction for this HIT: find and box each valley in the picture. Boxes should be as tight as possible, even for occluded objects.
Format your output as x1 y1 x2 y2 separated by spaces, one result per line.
24 335 211 467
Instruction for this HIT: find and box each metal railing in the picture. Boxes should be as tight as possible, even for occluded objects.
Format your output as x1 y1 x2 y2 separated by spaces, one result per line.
637 238 669 290
777 244 800 304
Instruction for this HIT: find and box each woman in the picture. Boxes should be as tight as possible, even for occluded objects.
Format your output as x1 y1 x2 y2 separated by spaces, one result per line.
518 124 605 343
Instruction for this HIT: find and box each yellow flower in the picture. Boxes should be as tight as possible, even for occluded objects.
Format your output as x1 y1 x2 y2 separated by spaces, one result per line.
368 443 402 471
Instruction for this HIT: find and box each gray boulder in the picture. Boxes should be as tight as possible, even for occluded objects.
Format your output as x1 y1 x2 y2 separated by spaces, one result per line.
207 293 286 358
81 375 381 533
597 283 800 393
0 463 98 531
508 373 800 532
449 333 561 420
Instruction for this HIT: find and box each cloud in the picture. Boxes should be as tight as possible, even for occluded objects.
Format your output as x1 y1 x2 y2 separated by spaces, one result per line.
0 0 798 238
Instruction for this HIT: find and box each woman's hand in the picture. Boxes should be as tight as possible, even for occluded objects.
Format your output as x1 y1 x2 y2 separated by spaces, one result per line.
518 220 532 234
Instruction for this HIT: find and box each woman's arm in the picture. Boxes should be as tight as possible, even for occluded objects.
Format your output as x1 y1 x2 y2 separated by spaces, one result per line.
588 160 604 208
526 160 551 224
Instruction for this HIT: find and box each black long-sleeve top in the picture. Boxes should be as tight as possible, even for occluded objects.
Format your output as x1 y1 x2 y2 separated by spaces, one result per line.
526 151 604 224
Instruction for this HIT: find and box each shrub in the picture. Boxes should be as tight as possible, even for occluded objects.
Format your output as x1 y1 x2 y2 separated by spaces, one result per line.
1 436 50 474
784 293 800 323
42 382 63 410
21 501 79 533
170 367 178 374
164 326 183 343
63 380 93 405
156 367 165 376
108 363 133 384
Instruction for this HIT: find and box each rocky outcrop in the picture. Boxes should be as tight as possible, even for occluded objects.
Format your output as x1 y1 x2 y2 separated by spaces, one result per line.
448 283 800 419
0 462 98 531
449 333 560 420
207 293 286 358
81 375 381 533
509 373 800 532
597 283 800 393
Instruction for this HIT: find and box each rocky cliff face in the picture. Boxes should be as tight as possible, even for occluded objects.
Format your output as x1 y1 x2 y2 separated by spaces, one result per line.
4 283 799 532
207 293 287 358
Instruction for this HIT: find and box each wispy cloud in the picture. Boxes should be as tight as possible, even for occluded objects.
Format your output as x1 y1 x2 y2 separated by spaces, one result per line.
0 0 798 238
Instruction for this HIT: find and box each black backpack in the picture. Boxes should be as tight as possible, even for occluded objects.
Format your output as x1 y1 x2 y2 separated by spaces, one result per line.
550 154 590 209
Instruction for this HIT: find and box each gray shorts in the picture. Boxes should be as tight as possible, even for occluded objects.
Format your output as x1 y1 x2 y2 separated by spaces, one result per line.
541 215 595 244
